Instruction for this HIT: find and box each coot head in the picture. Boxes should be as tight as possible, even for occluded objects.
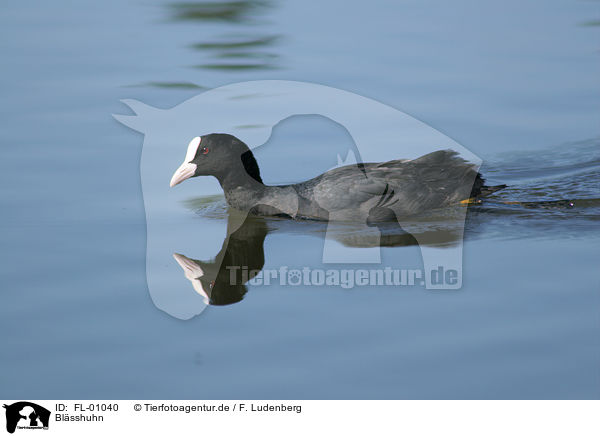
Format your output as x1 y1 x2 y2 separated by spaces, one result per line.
170 133 262 187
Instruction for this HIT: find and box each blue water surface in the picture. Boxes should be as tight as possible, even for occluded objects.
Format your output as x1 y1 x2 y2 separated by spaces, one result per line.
0 0 599 398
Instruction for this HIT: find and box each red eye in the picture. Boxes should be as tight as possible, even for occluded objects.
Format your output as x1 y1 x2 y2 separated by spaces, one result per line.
201 147 209 155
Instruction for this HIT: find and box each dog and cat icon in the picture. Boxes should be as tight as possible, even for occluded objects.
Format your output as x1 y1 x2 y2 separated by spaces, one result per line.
3 402 50 433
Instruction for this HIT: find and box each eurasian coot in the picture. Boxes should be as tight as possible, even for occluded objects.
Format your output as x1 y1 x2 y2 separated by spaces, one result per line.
170 134 506 221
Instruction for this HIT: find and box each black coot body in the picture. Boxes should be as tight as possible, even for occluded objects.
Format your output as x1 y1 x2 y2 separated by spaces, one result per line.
170 134 506 221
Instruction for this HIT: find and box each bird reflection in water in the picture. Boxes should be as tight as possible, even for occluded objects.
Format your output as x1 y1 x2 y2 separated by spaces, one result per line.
173 210 268 306
172 206 469 306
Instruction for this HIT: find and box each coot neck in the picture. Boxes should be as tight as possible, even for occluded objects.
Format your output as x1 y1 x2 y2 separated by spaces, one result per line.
216 149 267 194
214 148 298 216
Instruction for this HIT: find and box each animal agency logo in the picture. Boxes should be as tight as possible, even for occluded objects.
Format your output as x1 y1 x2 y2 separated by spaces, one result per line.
114 80 482 319
3 402 50 433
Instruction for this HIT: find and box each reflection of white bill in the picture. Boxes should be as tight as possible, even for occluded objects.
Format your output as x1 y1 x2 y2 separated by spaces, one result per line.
172 253 209 305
